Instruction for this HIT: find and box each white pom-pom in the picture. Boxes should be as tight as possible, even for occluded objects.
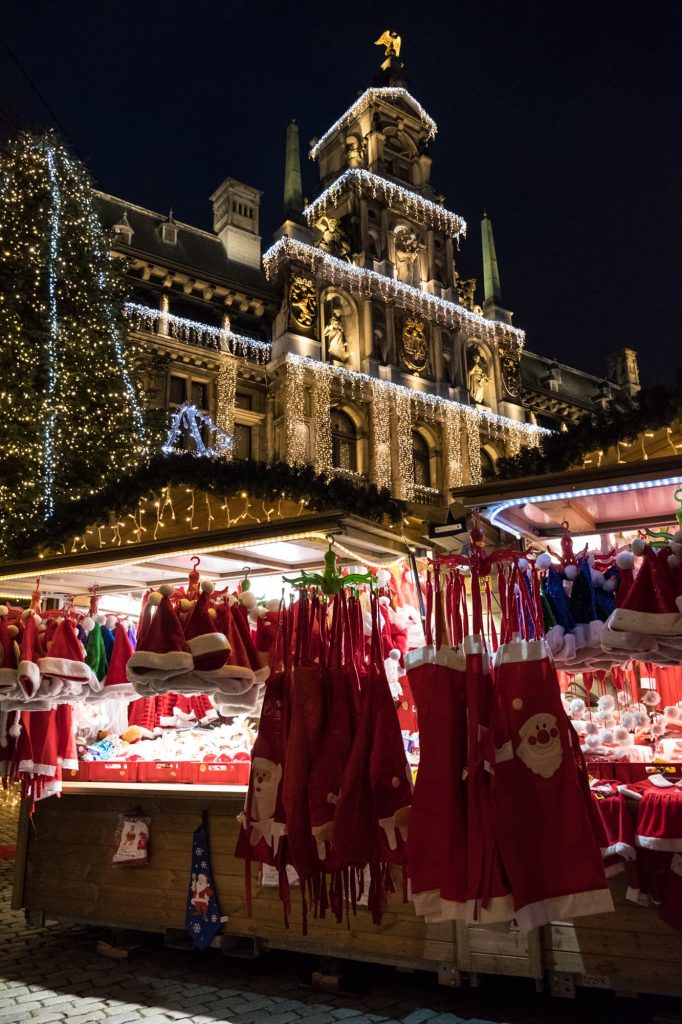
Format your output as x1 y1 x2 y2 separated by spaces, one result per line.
595 709 612 723
239 591 257 610
570 698 586 715
599 729 614 744
378 595 391 606
388 649 401 661
633 711 648 727
536 552 552 570
670 541 682 555
179 598 194 613
616 551 635 570
81 615 95 632
602 578 617 593
631 538 646 557
585 734 601 750
590 569 605 587
105 615 117 629
585 721 599 736
158 583 175 597
517 557 529 571
96 612 106 625
652 722 665 738
564 564 578 581
598 694 615 712
147 592 162 607
588 553 596 567
376 569 392 588
266 599 280 612
616 690 629 705
664 705 681 720
620 712 635 730
0 605 8 617
33 613 43 627
20 609 32 621
200 580 215 594
642 690 661 707
614 727 630 743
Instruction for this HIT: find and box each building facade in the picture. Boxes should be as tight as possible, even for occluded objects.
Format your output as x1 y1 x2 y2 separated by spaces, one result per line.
97 41 639 518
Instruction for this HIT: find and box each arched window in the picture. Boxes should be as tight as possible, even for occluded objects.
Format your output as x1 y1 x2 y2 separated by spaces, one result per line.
413 431 431 487
331 408 357 472
480 448 495 479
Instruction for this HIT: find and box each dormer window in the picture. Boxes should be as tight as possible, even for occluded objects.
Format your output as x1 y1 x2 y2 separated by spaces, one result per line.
113 211 133 245
161 211 178 245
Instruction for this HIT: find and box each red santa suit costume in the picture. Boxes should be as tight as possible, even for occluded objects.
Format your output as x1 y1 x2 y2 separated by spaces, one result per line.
489 638 613 932
589 779 637 876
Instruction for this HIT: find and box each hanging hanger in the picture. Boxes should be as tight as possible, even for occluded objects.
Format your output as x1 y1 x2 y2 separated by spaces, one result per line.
283 533 375 596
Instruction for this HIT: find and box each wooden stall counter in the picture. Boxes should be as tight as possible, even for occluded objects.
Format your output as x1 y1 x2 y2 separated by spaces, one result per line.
14 786 682 998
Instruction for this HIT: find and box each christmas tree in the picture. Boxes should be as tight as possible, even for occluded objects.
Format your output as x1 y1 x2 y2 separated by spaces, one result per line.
0 132 147 551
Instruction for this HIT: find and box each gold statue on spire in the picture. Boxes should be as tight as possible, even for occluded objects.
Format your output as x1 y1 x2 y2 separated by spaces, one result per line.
374 30 401 58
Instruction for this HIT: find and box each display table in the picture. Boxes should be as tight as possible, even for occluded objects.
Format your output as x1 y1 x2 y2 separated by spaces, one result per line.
14 786 682 998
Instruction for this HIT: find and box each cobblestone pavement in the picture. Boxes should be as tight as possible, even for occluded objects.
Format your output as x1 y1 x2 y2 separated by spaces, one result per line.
0 803 679 1024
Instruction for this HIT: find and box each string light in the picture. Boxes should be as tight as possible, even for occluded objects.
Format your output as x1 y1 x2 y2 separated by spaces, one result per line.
216 353 237 459
463 408 482 485
309 87 438 161
395 390 414 501
264 238 525 348
443 404 463 489
43 146 61 519
371 380 392 490
304 169 466 239
312 369 332 474
285 358 307 465
125 302 271 363
162 403 233 458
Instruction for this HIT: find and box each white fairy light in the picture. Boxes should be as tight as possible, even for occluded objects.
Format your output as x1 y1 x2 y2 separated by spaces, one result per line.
310 88 438 161
264 238 525 348
216 354 237 460
43 146 61 519
371 380 392 490
163 403 233 458
443 404 463 490
304 169 466 240
463 408 482 485
285 358 307 465
311 369 332 474
395 389 414 501
125 303 271 363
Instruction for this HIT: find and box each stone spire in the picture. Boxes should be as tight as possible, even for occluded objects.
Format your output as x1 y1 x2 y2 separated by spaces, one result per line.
481 212 512 325
283 120 303 218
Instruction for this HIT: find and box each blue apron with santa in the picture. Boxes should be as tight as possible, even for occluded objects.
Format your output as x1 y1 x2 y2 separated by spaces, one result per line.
186 817 225 950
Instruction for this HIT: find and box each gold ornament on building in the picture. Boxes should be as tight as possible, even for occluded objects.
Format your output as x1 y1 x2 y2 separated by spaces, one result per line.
289 274 317 330
375 30 401 58
498 338 522 398
400 316 428 374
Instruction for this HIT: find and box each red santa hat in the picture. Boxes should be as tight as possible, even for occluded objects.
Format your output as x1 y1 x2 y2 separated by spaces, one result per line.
126 587 193 685
609 545 682 637
103 624 135 695
17 614 42 698
38 618 91 685
0 612 17 692
183 586 230 671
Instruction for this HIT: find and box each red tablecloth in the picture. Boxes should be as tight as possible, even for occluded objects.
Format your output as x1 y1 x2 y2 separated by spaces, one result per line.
587 761 682 784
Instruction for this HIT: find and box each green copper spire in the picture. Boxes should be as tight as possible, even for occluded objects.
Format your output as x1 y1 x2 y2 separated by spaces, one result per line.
481 211 502 305
283 120 303 217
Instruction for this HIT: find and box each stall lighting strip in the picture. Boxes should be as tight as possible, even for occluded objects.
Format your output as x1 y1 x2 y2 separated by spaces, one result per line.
486 475 682 539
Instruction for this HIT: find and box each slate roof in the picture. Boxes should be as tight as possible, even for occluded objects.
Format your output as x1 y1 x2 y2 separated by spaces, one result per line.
94 191 274 301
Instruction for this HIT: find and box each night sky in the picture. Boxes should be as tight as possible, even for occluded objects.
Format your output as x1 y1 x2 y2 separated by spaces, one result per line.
1 1 679 383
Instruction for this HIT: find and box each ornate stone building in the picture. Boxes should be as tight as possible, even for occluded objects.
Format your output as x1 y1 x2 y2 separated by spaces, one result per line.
96 38 639 516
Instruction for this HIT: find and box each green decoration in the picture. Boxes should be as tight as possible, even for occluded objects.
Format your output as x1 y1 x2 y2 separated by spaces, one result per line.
85 622 108 681
283 534 375 596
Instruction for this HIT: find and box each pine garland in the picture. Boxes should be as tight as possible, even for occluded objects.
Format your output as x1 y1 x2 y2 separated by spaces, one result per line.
491 375 682 481
6 455 406 560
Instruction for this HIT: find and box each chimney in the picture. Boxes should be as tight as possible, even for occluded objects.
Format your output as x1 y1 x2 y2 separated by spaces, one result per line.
210 178 262 269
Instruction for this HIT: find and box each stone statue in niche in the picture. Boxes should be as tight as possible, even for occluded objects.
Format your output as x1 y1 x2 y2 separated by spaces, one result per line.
454 270 477 312
316 215 352 262
467 348 490 405
400 316 428 374
324 306 350 363
394 226 420 286
289 275 317 330
346 135 367 169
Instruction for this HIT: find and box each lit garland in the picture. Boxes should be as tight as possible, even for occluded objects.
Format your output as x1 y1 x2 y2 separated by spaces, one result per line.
443 404 463 489
463 408 482 485
162 403 233 459
309 87 438 161
370 380 392 490
125 303 271 363
44 146 61 519
395 389 415 501
304 169 466 240
264 238 525 348
312 369 332 474
285 358 307 465
216 353 237 459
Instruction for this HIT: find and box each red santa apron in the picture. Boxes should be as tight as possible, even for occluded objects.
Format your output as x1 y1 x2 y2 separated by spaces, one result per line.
489 637 613 931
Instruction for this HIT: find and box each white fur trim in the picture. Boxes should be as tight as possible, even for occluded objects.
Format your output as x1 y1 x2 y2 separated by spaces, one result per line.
602 841 636 860
464 893 515 925
17 661 41 697
38 656 90 683
0 669 18 690
126 650 193 674
493 639 549 667
404 646 435 671
514 887 613 933
411 888 443 919
636 834 682 852
186 632 230 658
608 608 682 637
